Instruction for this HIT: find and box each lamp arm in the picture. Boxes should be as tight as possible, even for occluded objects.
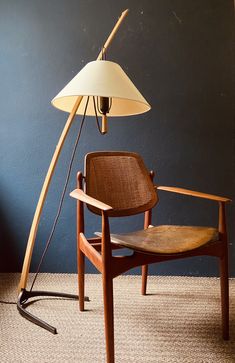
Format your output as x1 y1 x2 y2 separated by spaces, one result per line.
97 9 129 60
18 9 129 291
18 96 82 291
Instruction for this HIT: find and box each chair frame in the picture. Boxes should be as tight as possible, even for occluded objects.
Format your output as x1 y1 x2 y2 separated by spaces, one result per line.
70 169 230 363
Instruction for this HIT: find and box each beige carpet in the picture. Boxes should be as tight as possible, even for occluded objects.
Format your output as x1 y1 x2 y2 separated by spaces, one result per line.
0 273 234 363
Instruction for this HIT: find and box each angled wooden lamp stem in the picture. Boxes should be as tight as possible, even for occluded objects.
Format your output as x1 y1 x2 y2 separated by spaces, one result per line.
18 9 129 291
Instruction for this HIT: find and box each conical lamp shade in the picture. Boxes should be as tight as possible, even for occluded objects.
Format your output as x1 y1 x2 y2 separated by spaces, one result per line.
51 60 151 116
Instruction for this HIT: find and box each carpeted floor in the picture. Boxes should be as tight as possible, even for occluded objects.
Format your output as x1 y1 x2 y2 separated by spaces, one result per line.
0 273 234 362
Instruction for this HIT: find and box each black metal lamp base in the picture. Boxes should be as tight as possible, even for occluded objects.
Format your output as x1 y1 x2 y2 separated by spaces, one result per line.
17 289 89 334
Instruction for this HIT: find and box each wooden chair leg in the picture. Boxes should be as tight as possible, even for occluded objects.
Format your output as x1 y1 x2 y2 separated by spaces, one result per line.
78 247 85 311
141 265 148 295
103 273 115 363
220 254 229 340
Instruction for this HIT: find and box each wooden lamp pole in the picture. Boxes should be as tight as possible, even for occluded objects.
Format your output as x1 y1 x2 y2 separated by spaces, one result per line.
18 9 129 292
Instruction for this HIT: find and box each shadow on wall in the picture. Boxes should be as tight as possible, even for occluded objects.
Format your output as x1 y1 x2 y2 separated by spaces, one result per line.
0 205 20 272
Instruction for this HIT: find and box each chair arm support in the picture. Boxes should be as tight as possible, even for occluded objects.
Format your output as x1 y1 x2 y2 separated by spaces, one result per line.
156 186 231 203
70 189 113 211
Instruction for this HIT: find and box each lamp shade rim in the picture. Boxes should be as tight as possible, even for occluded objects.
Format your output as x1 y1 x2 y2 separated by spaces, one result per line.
51 59 151 116
51 94 151 116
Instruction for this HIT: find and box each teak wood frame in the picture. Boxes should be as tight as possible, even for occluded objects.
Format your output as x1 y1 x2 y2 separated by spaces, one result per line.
73 171 230 363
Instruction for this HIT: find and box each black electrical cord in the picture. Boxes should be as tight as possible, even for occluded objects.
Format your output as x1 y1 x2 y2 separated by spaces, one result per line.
1 93 105 301
29 96 90 292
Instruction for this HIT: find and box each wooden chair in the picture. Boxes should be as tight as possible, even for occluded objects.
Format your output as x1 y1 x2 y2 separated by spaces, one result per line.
70 151 230 363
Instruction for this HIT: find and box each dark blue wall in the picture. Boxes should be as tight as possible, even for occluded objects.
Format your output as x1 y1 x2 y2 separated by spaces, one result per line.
0 0 234 276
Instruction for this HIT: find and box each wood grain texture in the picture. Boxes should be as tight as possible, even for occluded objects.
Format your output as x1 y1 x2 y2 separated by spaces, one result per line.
77 172 85 311
76 152 230 363
70 188 113 211
142 170 154 295
101 211 115 363
110 225 219 254
157 186 231 203
97 9 129 60
80 233 102 273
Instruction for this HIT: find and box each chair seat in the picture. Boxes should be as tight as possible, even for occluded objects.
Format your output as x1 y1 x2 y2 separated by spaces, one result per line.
109 225 219 254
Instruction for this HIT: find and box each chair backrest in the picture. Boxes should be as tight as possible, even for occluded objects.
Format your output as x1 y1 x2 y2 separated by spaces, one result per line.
84 151 158 217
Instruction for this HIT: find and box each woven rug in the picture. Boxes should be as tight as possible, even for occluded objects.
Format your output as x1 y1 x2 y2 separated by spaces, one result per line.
0 273 234 362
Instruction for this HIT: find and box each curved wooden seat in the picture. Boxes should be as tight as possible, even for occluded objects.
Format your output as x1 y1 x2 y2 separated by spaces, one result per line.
110 225 219 254
70 151 230 363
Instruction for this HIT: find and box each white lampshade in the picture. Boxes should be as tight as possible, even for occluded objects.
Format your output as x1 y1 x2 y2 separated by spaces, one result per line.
51 60 151 116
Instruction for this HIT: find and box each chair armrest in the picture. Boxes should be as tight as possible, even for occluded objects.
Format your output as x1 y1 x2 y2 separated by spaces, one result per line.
70 189 113 211
156 186 231 203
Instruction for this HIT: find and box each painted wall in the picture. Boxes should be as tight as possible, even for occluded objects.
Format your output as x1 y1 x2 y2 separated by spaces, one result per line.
0 0 234 276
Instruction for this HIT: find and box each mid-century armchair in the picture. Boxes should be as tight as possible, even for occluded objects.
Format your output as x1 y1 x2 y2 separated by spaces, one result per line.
70 151 230 363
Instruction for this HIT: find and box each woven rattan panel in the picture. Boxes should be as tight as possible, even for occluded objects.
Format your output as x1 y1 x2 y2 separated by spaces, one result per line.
85 151 158 217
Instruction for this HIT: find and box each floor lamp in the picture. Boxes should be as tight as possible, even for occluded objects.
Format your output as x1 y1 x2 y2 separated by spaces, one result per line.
17 9 151 333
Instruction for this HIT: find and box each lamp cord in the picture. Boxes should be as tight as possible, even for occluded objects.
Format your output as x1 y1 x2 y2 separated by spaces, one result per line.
0 300 16 305
2 94 106 299
29 96 90 292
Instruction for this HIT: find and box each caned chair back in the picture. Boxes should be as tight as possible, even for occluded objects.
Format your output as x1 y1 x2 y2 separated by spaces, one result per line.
84 151 158 217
